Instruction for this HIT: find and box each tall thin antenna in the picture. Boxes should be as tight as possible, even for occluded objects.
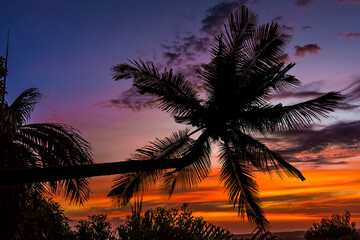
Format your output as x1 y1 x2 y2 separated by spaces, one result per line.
1 30 9 106
3 30 9 89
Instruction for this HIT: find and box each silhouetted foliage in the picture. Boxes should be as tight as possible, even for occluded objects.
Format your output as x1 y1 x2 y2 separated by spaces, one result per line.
21 198 75 240
304 211 360 240
239 227 281 240
116 203 236 240
109 5 343 228
0 44 93 239
75 214 115 240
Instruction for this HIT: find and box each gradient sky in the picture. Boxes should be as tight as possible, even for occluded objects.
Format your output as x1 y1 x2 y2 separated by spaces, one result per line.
1 0 360 234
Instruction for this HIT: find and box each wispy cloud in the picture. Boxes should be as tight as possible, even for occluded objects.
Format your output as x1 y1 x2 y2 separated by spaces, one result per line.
295 0 312 6
162 34 210 65
294 44 321 57
283 25 295 32
277 53 290 63
100 87 155 111
338 32 360 39
271 91 324 100
267 121 360 166
200 0 248 34
338 0 360 3
342 78 360 101
273 16 284 22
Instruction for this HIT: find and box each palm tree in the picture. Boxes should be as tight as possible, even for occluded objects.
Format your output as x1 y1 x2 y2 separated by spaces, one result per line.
0 6 343 229
107 6 343 227
0 41 93 238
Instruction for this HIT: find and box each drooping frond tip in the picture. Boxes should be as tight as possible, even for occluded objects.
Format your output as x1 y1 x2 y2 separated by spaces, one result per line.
219 142 269 228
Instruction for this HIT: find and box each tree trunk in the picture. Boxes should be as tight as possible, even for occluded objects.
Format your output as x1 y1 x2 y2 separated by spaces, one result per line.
0 159 186 186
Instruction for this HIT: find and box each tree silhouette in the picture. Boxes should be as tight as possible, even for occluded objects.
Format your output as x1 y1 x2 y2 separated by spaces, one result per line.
107 6 343 227
116 203 236 240
305 211 360 240
0 6 343 229
0 38 93 238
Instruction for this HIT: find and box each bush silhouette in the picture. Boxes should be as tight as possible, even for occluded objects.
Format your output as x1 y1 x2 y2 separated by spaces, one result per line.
116 203 236 240
305 211 360 240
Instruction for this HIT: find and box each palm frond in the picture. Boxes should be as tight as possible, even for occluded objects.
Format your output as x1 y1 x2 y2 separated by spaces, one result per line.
18 123 93 204
219 141 268 228
241 92 344 133
187 219 236 240
108 171 159 207
60 177 90 205
107 128 197 206
196 7 257 104
198 6 258 102
112 59 202 116
228 131 304 181
236 62 300 107
240 22 291 78
221 6 258 52
19 123 93 166
161 130 212 196
8 88 40 125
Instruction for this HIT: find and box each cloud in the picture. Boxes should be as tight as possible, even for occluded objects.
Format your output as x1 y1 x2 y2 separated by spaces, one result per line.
161 34 210 65
295 0 312 6
338 32 360 39
100 87 155 111
201 0 248 34
342 78 360 101
294 44 321 57
338 0 360 2
269 121 360 166
163 52 181 64
283 25 295 32
302 25 312 31
271 79 360 110
270 16 295 32
161 0 248 66
173 63 203 83
273 16 284 22
271 91 324 100
277 53 290 63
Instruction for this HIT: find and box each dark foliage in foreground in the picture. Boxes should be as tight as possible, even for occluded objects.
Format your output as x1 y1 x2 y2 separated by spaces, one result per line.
239 227 281 240
21 198 74 240
116 203 236 240
304 211 360 240
75 214 115 240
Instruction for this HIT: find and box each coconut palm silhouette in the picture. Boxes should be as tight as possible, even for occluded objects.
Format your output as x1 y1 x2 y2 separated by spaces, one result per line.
107 6 343 227
0 36 93 238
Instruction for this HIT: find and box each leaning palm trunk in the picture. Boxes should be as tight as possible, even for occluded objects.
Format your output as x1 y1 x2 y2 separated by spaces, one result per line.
0 158 186 186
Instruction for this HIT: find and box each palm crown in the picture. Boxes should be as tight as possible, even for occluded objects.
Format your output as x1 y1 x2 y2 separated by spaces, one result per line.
110 6 343 227
0 85 93 205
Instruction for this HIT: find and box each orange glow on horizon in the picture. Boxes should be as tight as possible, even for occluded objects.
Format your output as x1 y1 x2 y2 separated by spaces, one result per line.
57 166 360 233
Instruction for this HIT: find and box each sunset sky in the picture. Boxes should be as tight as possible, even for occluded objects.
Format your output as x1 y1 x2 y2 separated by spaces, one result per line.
1 0 360 233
